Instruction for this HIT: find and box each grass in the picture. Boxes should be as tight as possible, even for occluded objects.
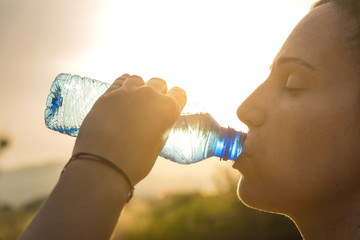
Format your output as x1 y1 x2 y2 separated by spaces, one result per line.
114 191 301 240
0 170 302 240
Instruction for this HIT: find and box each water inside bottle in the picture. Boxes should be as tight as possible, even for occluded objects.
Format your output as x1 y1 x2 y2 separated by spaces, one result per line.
161 113 219 164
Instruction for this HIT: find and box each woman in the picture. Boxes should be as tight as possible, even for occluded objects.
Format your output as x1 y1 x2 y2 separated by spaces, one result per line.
234 0 360 238
20 0 360 239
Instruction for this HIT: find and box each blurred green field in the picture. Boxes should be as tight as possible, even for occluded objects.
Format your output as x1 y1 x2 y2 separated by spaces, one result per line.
0 198 44 240
114 171 301 240
113 192 302 240
0 171 301 240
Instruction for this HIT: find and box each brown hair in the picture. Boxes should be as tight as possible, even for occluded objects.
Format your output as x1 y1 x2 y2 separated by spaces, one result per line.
312 0 360 63
312 0 360 15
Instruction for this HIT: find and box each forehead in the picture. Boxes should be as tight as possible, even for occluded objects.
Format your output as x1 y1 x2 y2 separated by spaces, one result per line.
274 3 357 79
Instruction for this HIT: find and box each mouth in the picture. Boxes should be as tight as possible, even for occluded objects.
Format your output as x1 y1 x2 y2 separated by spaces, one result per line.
232 151 248 170
232 132 256 170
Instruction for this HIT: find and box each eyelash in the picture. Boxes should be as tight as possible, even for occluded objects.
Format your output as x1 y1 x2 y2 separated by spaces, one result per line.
281 74 304 95
283 86 303 93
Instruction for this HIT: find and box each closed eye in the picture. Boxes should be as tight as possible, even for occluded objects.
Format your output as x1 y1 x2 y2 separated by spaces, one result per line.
281 73 308 96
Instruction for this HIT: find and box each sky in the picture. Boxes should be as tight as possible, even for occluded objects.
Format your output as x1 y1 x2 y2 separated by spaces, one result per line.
0 0 317 171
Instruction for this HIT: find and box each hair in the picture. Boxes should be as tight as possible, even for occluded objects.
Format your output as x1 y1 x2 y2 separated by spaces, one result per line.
312 0 360 19
311 0 360 67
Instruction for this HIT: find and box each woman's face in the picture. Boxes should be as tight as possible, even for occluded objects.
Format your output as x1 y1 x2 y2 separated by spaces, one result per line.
234 3 360 216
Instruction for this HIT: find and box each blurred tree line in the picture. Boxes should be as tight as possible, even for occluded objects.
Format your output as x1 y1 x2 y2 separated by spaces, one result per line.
0 165 302 240
114 169 301 240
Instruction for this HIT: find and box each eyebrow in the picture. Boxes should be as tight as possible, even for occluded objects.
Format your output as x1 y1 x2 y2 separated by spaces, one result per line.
269 56 316 71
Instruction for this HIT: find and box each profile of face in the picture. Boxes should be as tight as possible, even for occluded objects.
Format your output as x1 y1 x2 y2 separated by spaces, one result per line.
233 2 360 218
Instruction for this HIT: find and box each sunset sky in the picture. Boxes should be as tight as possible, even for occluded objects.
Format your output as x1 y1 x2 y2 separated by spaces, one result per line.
0 0 316 171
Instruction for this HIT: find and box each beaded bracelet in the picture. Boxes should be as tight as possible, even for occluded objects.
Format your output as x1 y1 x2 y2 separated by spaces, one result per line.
62 152 134 203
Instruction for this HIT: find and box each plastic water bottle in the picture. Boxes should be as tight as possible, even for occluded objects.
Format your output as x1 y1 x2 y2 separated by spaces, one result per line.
45 73 246 164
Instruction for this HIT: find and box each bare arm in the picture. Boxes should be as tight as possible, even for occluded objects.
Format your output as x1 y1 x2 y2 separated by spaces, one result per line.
19 159 130 240
20 74 186 239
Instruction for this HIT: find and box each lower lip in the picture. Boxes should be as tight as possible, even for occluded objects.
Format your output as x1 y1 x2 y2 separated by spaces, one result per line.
232 152 247 169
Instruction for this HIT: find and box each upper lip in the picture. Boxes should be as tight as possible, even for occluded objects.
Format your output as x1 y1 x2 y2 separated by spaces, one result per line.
233 134 254 167
240 140 251 156
236 151 247 161
240 130 256 156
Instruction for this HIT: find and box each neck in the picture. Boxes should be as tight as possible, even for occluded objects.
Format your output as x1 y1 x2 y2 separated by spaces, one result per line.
290 193 360 240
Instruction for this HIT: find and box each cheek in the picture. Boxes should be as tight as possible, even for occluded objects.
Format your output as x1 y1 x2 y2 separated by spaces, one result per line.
266 105 338 182
265 101 360 198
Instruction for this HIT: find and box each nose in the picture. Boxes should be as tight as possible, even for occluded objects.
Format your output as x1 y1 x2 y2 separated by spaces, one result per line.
237 84 267 128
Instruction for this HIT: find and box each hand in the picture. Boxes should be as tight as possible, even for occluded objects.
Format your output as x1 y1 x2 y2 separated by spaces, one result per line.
72 74 187 185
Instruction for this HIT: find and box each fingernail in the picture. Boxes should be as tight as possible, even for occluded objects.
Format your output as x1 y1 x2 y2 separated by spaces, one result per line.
121 73 130 77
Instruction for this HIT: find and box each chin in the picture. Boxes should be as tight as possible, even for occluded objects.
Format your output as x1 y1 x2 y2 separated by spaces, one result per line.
237 176 282 214
237 176 258 207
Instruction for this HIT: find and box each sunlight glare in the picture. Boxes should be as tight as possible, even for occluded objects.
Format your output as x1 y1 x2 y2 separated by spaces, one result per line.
84 0 316 131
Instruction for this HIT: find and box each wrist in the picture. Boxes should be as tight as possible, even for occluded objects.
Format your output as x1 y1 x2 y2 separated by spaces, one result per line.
62 153 134 203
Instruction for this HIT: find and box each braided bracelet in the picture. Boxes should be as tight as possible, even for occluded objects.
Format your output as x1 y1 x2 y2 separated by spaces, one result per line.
62 152 134 203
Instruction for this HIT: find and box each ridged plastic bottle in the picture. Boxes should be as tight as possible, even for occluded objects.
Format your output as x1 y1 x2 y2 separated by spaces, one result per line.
45 73 246 164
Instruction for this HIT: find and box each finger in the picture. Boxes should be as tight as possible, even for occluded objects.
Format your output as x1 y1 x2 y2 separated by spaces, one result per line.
122 75 145 90
105 74 130 93
167 86 187 112
145 78 168 94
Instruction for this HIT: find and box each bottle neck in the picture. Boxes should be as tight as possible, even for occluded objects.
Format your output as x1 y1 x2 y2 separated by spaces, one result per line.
214 127 246 161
